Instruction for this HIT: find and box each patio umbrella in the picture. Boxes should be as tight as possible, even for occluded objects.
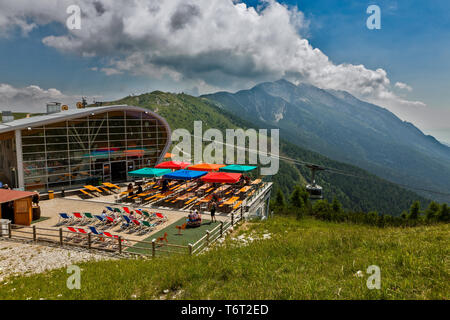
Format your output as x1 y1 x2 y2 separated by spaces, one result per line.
187 163 226 172
219 164 258 173
201 172 242 184
162 169 208 180
155 161 191 170
128 168 172 178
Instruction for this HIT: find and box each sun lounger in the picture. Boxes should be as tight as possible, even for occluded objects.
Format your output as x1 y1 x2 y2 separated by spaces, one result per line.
105 215 119 226
94 215 108 227
58 213 72 225
131 219 144 234
141 210 152 220
72 212 87 224
88 226 103 236
83 212 96 224
66 227 83 242
122 207 131 214
87 226 105 244
140 220 156 231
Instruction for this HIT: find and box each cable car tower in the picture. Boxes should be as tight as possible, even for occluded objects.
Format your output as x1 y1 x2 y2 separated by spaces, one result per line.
306 164 325 200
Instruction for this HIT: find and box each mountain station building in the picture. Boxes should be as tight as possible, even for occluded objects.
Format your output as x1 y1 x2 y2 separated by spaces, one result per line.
0 106 171 192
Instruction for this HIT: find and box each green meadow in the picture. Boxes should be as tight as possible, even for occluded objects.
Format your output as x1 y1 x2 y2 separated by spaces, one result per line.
1 216 448 300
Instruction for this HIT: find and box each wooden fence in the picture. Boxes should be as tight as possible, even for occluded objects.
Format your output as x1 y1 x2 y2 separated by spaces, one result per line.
0 208 245 258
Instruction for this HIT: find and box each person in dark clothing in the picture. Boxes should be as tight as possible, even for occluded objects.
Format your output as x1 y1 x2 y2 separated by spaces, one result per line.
210 201 217 223
137 185 143 194
162 179 169 192
32 193 40 206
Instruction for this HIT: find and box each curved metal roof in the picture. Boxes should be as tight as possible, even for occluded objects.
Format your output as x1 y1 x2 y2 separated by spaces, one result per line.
0 105 172 164
0 105 170 134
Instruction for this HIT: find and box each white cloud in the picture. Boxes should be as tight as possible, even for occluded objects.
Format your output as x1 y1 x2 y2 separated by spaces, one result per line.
0 83 80 113
0 0 427 115
100 67 123 76
395 82 413 92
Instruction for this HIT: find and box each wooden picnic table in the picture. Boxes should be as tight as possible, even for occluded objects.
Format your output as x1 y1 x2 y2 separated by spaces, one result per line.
103 182 120 189
251 179 262 185
221 196 239 206
175 193 191 201
84 185 102 193
239 186 252 193
197 183 211 191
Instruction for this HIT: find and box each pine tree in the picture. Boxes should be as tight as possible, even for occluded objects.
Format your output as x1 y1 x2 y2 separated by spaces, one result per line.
437 203 449 222
290 185 305 209
332 197 343 213
274 189 286 209
425 201 440 221
408 201 421 220
400 211 408 219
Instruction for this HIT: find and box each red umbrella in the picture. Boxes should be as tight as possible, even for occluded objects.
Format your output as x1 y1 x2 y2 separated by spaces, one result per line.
155 161 191 170
201 172 242 184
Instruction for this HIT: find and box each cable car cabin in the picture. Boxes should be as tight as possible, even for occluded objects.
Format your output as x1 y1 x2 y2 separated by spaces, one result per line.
306 184 323 200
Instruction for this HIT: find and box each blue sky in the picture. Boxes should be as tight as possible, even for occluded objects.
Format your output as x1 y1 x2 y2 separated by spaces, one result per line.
0 0 449 142
272 0 450 111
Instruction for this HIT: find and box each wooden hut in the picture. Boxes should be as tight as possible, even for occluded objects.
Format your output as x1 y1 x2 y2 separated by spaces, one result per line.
0 189 37 226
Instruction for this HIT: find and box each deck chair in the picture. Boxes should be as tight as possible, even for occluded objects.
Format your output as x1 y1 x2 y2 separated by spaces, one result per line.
94 215 108 227
119 214 133 231
123 207 131 214
103 232 127 248
141 210 152 220
76 227 89 238
83 212 96 224
155 212 167 223
66 227 81 242
131 219 143 233
72 212 86 225
88 226 105 243
140 220 155 233
57 213 72 226
105 215 119 226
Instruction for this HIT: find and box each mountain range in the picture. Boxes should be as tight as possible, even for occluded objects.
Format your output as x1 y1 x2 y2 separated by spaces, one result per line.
105 91 431 216
203 79 450 202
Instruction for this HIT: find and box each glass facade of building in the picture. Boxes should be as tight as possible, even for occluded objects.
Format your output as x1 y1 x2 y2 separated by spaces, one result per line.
20 109 169 192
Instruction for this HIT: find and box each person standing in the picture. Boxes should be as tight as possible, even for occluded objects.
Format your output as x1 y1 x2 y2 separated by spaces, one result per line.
210 201 217 223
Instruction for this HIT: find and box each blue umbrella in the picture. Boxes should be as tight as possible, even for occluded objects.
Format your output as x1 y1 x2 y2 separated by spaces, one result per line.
162 169 208 180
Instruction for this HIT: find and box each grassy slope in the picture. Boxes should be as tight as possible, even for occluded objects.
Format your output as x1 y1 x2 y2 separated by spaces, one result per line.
103 92 429 215
1 216 448 300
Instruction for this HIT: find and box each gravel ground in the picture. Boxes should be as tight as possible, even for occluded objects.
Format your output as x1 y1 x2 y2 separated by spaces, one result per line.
0 239 115 282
